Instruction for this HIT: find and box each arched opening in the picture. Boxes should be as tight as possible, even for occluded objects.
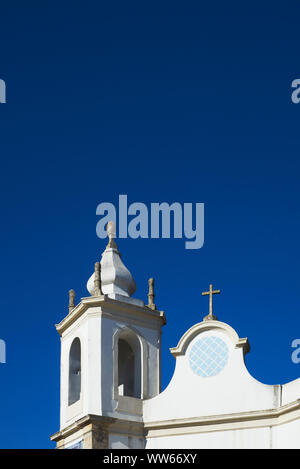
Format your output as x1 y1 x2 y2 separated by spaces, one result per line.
68 338 81 405
117 334 141 398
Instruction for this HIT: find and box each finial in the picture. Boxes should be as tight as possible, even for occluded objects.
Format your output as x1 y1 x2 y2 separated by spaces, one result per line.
106 221 118 249
68 289 75 313
86 219 136 298
202 284 220 321
147 277 156 310
93 261 103 296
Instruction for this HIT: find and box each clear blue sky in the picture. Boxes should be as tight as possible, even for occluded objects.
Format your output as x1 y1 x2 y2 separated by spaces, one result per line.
0 1 300 448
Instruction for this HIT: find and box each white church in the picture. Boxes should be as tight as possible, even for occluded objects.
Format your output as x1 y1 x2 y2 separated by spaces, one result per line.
51 223 300 449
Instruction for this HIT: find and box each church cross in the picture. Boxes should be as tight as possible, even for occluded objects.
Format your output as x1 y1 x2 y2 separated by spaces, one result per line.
202 284 220 321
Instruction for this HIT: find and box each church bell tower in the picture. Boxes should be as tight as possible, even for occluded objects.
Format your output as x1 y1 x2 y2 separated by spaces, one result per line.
50 222 166 449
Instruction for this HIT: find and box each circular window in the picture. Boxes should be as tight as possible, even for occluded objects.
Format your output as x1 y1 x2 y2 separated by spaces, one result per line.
189 336 229 377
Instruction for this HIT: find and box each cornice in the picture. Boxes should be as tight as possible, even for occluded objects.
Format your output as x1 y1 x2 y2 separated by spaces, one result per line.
50 414 116 442
51 400 300 442
50 414 144 442
144 399 300 437
55 295 166 336
170 320 250 357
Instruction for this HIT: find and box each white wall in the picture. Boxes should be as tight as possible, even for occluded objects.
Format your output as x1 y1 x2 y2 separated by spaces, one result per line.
282 378 300 405
144 325 278 424
60 310 102 428
272 419 300 448
146 427 271 449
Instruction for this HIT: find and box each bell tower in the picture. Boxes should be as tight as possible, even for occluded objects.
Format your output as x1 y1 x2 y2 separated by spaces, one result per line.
50 223 166 449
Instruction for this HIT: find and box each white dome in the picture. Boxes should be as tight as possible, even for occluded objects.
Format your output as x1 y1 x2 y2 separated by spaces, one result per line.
87 238 136 298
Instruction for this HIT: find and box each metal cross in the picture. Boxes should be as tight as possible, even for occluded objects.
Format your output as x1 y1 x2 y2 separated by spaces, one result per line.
202 284 220 320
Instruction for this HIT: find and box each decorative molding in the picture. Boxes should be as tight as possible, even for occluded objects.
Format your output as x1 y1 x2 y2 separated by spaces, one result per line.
50 414 115 444
170 320 249 357
55 295 166 336
52 400 300 446
51 414 144 448
144 399 300 438
51 399 300 447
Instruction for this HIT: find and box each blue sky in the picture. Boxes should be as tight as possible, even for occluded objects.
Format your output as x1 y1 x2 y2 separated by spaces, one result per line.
0 1 300 448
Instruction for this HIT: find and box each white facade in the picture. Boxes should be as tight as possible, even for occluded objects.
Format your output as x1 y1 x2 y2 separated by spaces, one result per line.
144 321 300 449
51 233 300 449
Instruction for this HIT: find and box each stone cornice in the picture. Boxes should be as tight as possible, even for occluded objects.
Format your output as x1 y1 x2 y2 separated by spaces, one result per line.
50 414 144 442
50 414 116 442
55 295 166 336
51 400 300 443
